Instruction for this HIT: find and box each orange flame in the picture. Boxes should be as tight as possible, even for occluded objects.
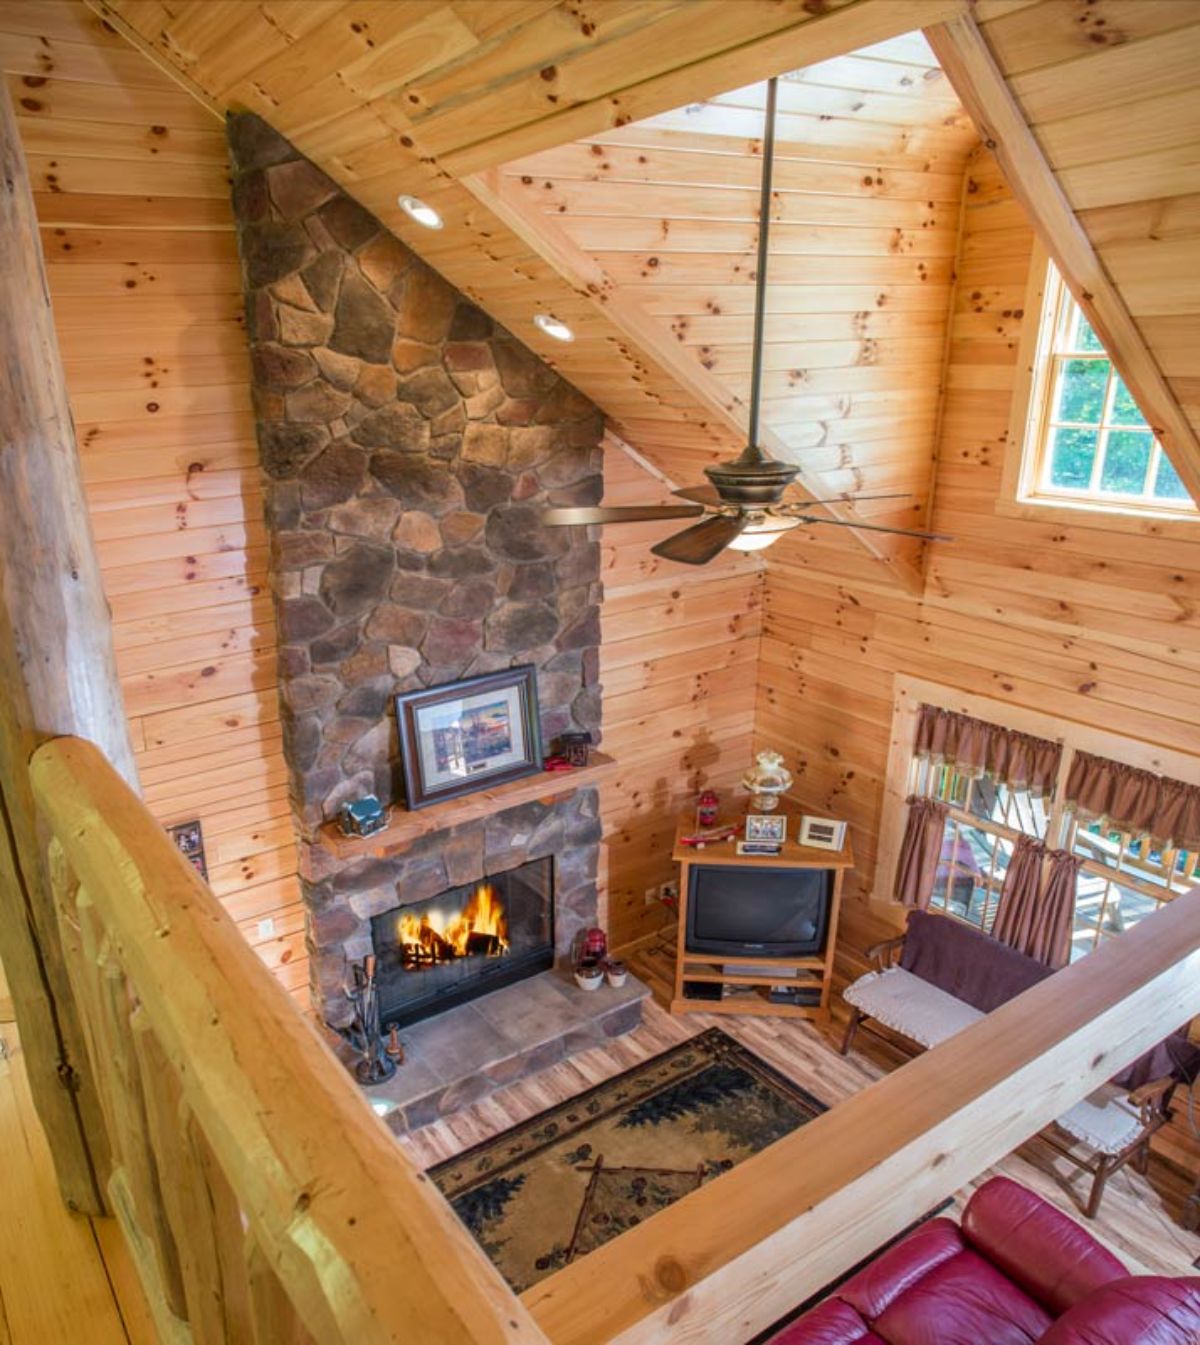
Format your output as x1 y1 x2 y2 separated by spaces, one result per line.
396 881 509 959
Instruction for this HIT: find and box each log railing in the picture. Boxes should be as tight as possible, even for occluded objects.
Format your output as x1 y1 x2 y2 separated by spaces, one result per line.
31 735 547 1345
26 733 1200 1344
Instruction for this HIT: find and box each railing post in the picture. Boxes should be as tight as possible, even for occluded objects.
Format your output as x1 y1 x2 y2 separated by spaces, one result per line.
0 81 140 1214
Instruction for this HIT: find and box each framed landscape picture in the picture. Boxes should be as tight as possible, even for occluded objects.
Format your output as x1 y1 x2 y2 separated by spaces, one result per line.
394 665 543 809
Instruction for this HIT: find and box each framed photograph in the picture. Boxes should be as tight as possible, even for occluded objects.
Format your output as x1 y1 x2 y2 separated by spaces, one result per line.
394 665 543 810
167 818 208 881
744 814 787 844
799 815 847 851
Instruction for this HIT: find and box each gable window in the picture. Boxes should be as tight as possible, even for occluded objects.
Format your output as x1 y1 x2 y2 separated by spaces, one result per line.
1009 259 1196 519
881 682 1200 964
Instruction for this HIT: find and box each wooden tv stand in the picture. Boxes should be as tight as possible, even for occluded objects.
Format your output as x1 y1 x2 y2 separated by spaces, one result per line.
669 812 852 1022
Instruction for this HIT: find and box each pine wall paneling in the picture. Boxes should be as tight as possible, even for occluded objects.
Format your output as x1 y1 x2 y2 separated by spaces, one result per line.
0 2 308 997
756 141 1200 997
599 442 762 948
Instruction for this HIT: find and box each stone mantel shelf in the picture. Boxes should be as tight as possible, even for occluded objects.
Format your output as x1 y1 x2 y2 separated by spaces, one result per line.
317 753 617 860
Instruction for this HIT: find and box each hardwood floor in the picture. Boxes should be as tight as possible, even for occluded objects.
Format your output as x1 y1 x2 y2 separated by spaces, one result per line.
0 983 155 1345
401 930 1200 1285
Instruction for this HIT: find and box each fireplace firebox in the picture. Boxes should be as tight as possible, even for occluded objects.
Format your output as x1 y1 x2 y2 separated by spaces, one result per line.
370 858 554 1028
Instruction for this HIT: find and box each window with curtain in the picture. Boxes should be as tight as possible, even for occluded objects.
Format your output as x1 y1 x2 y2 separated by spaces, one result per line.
904 705 1200 960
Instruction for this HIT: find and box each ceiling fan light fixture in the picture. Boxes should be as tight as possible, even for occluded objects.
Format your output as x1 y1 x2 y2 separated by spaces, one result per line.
726 515 799 552
534 313 575 342
397 194 443 229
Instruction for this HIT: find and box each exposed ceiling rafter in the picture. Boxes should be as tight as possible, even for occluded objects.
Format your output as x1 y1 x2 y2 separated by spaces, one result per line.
925 12 1200 505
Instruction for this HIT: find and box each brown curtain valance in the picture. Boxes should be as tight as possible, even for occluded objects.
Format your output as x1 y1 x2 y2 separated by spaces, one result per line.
1066 751 1200 853
915 705 1061 798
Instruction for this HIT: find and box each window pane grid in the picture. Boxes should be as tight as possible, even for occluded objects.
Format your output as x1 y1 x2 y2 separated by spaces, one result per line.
1025 266 1196 514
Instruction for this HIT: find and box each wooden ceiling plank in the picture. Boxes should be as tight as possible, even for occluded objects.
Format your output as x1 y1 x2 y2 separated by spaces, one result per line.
1007 22 1200 125
506 140 965 201
981 0 1200 78
435 0 968 175
1036 84 1200 172
467 165 926 588
583 121 970 172
4 70 215 130
1058 143 1200 214
410 0 862 157
926 11 1200 503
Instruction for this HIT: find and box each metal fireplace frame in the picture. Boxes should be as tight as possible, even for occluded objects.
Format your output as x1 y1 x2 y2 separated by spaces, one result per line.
369 857 555 1029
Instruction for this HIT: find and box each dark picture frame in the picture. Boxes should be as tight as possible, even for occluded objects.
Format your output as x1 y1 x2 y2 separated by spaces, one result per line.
394 665 543 810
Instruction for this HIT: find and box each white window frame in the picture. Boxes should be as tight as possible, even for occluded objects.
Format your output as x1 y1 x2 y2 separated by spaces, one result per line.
874 676 1200 957
999 245 1198 534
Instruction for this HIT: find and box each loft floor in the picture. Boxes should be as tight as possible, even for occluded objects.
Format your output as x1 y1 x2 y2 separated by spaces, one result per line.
1 940 1196 1345
401 934 1200 1285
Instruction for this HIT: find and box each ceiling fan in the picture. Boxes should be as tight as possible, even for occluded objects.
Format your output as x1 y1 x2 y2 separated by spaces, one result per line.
543 78 950 566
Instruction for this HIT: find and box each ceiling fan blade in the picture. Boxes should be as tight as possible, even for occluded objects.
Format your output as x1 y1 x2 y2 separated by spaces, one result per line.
788 491 912 506
671 484 724 507
794 514 952 542
542 505 705 526
651 513 747 565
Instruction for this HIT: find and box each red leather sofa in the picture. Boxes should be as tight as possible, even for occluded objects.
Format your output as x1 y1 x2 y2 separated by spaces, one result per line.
770 1177 1200 1344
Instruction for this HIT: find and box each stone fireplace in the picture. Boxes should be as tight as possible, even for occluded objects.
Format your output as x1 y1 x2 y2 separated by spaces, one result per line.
227 115 606 1029
371 856 553 1028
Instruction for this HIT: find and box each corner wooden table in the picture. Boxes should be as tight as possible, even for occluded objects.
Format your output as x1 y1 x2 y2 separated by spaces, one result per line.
670 812 853 1022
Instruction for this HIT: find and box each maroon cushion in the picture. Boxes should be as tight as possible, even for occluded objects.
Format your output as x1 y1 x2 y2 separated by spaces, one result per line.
871 1250 1053 1345
900 909 1053 1012
836 1220 966 1320
768 1298 886 1344
962 1176 1126 1315
1039 1276 1200 1344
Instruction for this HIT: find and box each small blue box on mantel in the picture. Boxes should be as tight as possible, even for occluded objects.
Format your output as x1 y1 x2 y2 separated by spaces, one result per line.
337 795 388 838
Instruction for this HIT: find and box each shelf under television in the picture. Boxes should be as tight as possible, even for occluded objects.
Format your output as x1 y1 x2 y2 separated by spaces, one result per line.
669 992 823 1021
680 966 825 989
681 953 826 973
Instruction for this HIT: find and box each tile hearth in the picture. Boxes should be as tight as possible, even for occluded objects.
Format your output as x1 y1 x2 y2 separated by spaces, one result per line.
367 969 649 1133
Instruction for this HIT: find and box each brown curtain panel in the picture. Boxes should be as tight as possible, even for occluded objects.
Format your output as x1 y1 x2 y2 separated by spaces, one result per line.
992 836 1080 969
1067 751 1200 852
894 795 949 910
915 705 1061 797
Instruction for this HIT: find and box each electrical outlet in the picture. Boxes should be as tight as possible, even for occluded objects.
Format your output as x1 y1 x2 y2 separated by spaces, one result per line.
644 886 659 907
659 881 679 904
257 917 276 940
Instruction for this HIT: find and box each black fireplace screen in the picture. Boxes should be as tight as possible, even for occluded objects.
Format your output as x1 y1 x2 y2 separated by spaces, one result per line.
370 857 554 1028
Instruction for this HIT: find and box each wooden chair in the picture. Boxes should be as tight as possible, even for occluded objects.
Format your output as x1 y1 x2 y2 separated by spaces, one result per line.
841 929 1180 1218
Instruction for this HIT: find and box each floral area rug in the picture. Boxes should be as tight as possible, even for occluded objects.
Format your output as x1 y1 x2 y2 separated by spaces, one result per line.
430 1027 827 1292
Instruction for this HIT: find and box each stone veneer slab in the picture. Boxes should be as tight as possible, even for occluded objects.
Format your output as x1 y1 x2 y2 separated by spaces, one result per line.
367 969 649 1133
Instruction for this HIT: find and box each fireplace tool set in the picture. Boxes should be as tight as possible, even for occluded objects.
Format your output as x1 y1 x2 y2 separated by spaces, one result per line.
346 955 397 1084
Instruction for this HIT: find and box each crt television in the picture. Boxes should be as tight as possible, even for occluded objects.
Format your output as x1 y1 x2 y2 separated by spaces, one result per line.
685 864 831 958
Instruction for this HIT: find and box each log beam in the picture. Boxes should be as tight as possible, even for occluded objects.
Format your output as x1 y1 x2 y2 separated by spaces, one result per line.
0 81 138 1213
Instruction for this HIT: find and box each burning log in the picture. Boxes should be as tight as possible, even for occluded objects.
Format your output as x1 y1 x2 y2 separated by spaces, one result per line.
465 931 506 958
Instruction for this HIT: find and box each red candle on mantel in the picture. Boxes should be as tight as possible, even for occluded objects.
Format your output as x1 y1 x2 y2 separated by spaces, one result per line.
697 790 720 827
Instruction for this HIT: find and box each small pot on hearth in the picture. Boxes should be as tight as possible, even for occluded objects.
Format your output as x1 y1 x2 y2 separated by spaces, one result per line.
574 958 604 992
605 959 627 989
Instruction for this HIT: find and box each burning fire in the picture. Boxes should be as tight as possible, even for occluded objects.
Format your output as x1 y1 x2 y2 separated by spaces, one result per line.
396 881 510 966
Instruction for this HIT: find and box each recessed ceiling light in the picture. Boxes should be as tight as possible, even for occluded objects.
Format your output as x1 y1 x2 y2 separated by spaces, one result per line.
397 194 443 229
534 313 575 342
